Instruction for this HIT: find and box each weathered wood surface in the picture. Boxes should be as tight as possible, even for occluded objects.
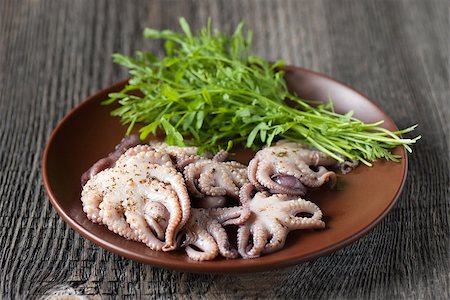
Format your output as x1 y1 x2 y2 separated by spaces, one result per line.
0 0 448 298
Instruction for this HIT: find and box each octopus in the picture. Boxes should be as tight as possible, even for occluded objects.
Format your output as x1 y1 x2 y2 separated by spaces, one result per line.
182 206 250 261
248 140 358 195
81 134 141 186
149 141 203 170
81 145 191 251
149 142 246 208
149 141 230 170
237 183 325 259
184 159 249 208
80 136 358 260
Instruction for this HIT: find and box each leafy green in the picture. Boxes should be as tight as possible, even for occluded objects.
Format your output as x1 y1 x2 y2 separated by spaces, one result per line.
105 18 420 166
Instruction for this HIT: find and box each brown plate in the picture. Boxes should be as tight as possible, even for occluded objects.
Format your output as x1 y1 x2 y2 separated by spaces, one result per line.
42 66 407 273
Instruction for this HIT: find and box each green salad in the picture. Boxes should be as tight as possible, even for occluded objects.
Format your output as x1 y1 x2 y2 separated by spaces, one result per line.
104 18 419 166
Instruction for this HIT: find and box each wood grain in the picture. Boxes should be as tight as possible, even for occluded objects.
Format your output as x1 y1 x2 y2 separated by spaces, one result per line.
0 0 448 298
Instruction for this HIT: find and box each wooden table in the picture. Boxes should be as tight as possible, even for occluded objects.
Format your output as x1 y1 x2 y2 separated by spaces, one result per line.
1 0 448 298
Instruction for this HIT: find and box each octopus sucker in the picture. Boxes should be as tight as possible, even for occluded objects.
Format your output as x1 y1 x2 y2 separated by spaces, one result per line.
237 183 325 259
248 140 356 195
81 184 104 224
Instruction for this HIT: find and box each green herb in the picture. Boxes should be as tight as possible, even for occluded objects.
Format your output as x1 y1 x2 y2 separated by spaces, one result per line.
105 18 420 166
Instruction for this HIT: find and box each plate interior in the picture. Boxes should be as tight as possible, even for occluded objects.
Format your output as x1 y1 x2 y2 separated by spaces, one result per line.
43 66 406 273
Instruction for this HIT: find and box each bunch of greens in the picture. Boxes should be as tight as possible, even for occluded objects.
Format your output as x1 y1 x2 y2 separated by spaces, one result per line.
105 18 419 166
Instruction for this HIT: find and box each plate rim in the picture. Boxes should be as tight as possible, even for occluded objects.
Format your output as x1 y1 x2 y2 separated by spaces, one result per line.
42 66 408 273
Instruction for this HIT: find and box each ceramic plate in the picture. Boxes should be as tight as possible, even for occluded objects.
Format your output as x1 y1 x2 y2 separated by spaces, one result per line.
42 66 407 273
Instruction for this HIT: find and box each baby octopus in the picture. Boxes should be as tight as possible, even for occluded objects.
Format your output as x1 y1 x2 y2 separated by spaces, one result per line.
182 205 250 261
184 159 248 208
237 184 325 259
248 140 358 195
81 145 191 251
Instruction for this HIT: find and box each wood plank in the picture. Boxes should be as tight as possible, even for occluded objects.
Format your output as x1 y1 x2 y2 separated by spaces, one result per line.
0 0 448 298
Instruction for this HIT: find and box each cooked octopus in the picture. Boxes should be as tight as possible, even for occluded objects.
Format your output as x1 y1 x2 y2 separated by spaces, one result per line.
149 141 230 170
149 141 204 170
184 159 248 208
81 145 191 251
80 136 360 260
81 134 142 186
237 183 325 259
182 206 250 261
248 140 358 195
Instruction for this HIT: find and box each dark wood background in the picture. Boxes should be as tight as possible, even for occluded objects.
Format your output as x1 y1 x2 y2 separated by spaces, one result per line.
1 0 448 298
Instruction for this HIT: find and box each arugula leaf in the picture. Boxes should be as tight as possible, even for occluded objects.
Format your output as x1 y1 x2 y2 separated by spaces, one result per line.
105 18 420 165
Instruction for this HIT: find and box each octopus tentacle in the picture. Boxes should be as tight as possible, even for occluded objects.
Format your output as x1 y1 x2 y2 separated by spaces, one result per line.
239 224 269 258
81 183 104 224
248 158 265 191
123 180 182 251
81 134 142 186
247 157 259 184
149 141 210 170
226 162 248 187
176 155 202 170
239 182 254 205
213 150 228 162
99 193 139 241
207 219 238 259
297 148 336 166
278 163 336 190
197 169 227 196
184 226 219 261
157 190 183 251
124 145 173 167
184 163 205 198
207 205 251 226
237 225 253 259
123 196 165 250
337 158 359 174
248 224 270 257
263 222 288 254
281 199 325 230
143 164 191 243
312 167 337 188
